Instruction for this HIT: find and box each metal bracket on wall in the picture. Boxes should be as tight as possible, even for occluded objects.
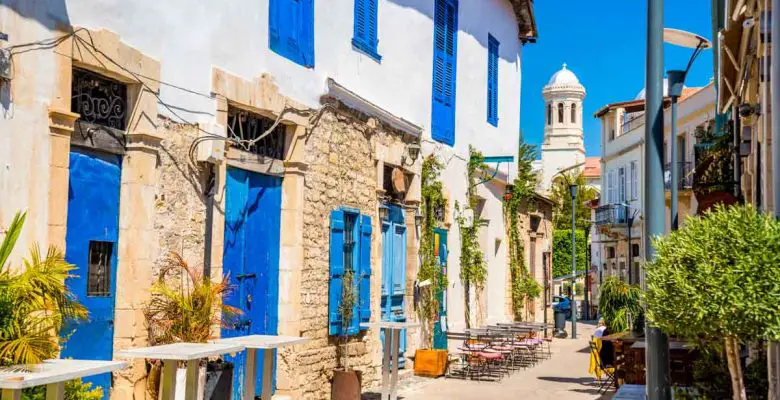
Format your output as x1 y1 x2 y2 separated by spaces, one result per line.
470 155 514 188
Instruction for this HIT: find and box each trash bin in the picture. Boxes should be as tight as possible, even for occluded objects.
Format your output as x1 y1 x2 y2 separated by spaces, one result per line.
554 309 568 338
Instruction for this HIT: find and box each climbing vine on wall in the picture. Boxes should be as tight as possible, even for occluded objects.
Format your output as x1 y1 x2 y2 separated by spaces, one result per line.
503 140 542 320
457 147 488 328
417 155 447 348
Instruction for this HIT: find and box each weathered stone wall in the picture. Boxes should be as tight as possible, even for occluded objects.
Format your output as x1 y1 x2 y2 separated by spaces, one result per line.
153 118 209 274
292 107 416 399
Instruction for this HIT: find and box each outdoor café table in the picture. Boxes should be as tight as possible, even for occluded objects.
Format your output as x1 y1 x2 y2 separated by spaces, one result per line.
360 321 420 400
0 359 127 400
612 384 646 399
213 335 310 400
116 342 244 400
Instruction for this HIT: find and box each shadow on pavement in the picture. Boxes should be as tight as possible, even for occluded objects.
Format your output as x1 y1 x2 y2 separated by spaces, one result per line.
362 392 406 400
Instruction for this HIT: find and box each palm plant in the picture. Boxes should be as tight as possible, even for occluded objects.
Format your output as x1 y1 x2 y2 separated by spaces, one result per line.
144 252 240 345
598 277 643 333
0 211 87 367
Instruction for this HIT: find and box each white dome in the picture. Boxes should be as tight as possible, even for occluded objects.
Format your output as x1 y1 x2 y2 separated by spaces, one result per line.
547 63 581 86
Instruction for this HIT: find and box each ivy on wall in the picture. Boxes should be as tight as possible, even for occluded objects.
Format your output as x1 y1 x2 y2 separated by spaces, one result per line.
552 229 588 278
416 155 447 349
503 140 542 320
457 146 487 328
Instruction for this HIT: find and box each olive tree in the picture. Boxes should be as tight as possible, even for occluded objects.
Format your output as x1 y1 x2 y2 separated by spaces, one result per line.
645 204 780 400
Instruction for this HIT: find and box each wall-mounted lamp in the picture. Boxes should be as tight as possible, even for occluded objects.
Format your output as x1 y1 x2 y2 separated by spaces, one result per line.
503 185 513 201
378 204 390 221
414 209 424 227
738 103 761 118
402 142 421 166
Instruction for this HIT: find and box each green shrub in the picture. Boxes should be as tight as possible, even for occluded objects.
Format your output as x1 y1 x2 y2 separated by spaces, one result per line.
22 378 102 400
646 204 780 399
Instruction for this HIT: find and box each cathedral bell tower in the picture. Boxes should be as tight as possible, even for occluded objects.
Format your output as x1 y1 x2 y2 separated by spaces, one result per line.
540 63 586 190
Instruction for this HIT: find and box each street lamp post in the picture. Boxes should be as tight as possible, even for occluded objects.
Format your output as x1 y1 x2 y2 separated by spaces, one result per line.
569 183 578 339
664 28 711 231
646 1 670 398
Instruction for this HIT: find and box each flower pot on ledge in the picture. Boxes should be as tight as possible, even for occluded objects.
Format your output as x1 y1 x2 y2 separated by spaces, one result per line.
413 349 448 377
331 369 362 400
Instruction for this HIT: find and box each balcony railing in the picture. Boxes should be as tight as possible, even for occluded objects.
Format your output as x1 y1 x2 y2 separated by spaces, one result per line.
595 204 627 226
621 114 645 135
663 162 694 190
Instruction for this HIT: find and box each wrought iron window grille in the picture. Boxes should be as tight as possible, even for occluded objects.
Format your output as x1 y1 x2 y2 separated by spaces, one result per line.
71 68 128 131
227 107 286 160
87 241 113 297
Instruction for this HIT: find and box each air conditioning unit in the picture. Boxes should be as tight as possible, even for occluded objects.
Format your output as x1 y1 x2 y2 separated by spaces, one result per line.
196 122 225 164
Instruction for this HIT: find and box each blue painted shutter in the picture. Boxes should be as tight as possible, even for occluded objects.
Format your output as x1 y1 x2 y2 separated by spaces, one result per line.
269 0 314 68
431 0 458 146
352 0 380 59
487 34 499 126
392 226 406 295
329 210 346 336
358 214 372 331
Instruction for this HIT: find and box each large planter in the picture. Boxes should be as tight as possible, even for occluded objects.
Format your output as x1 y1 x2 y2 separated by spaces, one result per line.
695 190 737 214
174 365 206 400
331 369 362 400
413 349 448 377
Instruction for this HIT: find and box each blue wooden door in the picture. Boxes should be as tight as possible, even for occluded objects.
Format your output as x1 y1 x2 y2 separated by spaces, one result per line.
222 167 281 400
380 204 407 367
61 148 122 399
432 229 448 349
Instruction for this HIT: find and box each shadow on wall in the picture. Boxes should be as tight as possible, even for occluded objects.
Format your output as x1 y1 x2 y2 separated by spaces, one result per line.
1 0 71 31
387 0 521 64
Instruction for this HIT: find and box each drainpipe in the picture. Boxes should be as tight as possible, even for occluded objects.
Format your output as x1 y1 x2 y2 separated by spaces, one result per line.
203 165 216 280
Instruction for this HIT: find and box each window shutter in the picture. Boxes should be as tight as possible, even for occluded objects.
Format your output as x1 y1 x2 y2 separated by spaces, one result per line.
269 0 314 68
300 0 315 67
487 34 499 126
358 214 372 331
367 0 378 49
431 0 458 145
354 0 367 43
329 210 346 336
392 226 406 296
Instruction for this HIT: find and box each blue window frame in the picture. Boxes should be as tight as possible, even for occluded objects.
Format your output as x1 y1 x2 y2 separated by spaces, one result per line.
487 34 499 126
430 0 458 146
269 0 315 68
329 209 372 336
352 0 381 61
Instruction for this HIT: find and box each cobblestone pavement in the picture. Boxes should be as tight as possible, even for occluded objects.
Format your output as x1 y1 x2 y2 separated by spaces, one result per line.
393 322 612 400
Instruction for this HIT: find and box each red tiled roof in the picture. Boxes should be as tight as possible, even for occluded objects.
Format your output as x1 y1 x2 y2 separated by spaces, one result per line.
583 157 601 177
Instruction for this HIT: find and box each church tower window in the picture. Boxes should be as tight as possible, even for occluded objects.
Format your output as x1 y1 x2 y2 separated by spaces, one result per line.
547 104 552 125
558 103 564 123
571 103 577 124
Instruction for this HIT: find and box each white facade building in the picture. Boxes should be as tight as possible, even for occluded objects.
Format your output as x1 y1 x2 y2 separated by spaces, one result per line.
0 0 538 397
593 82 715 289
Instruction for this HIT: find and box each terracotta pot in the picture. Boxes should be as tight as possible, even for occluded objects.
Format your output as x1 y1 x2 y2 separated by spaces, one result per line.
331 369 362 400
413 349 448 377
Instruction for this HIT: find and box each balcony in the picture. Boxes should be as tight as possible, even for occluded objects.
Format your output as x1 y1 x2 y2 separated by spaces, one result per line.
663 162 694 190
621 113 645 136
595 204 627 226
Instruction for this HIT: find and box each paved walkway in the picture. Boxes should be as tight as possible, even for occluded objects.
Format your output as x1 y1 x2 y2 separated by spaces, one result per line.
398 322 612 400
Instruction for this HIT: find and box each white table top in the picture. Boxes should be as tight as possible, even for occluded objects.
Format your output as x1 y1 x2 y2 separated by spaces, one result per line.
0 359 127 390
116 342 244 361
360 322 421 330
213 335 310 349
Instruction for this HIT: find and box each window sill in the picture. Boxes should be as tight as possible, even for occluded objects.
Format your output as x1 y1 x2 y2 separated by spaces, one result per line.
352 39 382 63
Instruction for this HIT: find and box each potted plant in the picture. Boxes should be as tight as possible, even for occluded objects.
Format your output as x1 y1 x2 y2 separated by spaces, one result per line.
331 268 361 400
0 211 101 399
143 253 239 400
692 120 738 213
413 156 449 378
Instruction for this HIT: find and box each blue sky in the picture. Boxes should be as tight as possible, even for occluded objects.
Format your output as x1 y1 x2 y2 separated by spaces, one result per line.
520 0 715 157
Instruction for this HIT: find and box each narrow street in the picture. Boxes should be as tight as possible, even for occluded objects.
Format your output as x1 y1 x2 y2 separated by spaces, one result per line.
399 323 609 400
